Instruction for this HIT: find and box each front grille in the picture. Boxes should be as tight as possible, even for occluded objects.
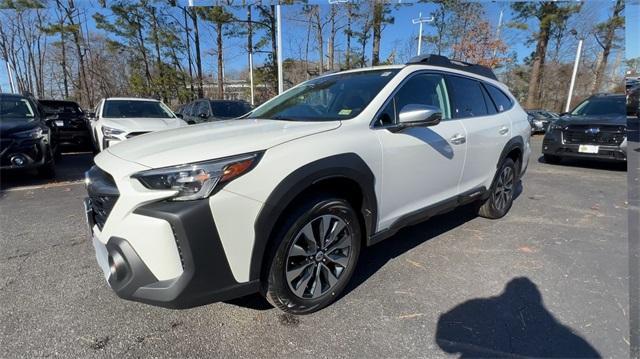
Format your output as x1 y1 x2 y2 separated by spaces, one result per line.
86 166 119 230
563 125 625 146
126 132 149 139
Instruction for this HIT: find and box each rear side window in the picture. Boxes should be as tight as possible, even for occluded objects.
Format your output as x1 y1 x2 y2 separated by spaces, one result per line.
485 84 513 112
447 76 488 118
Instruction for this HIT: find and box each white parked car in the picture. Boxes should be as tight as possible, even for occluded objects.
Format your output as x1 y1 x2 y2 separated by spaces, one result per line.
89 97 187 151
84 55 531 314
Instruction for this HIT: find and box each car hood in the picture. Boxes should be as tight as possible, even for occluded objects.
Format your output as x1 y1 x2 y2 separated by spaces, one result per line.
101 117 186 132
106 119 341 168
0 118 41 136
556 115 626 127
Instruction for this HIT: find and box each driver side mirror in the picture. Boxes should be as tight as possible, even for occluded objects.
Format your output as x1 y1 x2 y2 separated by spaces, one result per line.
393 104 442 131
198 112 209 119
176 113 183 119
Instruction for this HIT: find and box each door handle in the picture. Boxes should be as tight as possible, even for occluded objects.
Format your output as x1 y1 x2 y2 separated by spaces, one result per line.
450 133 466 145
499 126 509 135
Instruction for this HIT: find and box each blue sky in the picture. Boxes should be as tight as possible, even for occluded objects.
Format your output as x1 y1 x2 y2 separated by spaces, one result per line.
0 1 624 92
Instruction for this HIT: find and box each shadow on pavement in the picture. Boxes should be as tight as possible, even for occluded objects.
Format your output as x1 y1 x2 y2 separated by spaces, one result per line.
537 155 626 172
0 151 94 191
435 277 599 358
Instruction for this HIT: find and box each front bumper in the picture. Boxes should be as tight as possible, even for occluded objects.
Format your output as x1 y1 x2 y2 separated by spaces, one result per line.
542 130 627 161
84 192 259 309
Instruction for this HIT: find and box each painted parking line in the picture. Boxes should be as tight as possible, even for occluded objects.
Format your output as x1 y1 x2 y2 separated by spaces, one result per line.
1 180 85 192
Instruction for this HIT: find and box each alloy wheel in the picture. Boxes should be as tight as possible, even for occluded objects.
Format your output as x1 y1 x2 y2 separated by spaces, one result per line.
285 214 353 299
493 165 514 212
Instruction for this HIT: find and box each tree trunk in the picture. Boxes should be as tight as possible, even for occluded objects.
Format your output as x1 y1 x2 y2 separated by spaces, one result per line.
525 7 552 109
346 5 352 69
371 2 383 66
65 0 91 106
216 21 224 99
190 8 204 98
314 8 324 74
150 7 166 101
592 0 624 92
328 5 336 71
183 7 194 99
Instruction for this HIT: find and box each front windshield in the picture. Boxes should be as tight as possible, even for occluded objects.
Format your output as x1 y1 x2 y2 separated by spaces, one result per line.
102 100 175 119
570 96 626 117
0 98 36 122
211 101 251 118
250 69 399 121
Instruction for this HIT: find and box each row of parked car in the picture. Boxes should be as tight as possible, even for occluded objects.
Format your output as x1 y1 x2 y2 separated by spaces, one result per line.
0 93 252 177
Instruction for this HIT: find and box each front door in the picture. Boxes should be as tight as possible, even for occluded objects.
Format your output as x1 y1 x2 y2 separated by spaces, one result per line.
373 73 467 230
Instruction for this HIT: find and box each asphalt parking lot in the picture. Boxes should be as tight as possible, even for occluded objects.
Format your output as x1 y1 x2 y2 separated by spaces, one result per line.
0 136 630 357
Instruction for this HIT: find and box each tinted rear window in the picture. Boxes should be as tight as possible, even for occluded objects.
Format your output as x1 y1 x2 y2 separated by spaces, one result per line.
40 101 82 115
447 76 488 118
211 101 251 118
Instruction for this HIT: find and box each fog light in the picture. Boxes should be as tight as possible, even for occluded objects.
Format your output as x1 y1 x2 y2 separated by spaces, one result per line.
108 251 127 282
10 155 26 166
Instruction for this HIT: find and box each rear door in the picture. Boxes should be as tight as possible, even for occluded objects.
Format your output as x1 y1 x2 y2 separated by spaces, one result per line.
447 75 512 192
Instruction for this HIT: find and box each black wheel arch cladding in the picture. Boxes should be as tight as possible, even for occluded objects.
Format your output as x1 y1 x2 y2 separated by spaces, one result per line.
498 136 524 170
250 153 377 282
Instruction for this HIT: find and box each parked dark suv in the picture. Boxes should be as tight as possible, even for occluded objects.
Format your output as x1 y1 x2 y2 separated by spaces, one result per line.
542 93 626 163
182 99 252 124
0 93 58 177
39 99 90 148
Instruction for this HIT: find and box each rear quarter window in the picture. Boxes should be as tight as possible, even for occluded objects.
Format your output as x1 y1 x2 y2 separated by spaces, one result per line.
485 84 513 113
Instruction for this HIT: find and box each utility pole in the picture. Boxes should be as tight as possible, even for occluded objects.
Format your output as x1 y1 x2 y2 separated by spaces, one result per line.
247 5 254 105
276 4 283 94
412 12 434 56
565 30 583 112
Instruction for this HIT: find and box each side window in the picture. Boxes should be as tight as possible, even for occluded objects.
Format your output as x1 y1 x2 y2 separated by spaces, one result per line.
485 84 513 113
195 101 207 116
394 73 451 120
186 102 195 116
447 76 488 118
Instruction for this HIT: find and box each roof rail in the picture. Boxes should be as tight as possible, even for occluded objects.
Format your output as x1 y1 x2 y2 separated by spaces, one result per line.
406 54 497 81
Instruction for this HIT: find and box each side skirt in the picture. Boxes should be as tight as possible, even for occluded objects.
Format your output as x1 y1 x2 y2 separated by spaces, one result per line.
367 187 486 246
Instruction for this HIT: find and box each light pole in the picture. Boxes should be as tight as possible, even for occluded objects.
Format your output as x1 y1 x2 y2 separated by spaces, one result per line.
565 29 584 112
412 12 433 56
493 8 504 58
276 4 283 94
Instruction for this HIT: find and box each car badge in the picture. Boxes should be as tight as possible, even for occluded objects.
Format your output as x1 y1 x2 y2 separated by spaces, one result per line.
585 127 600 134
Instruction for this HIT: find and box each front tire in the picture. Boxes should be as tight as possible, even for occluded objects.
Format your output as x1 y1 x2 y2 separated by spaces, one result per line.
265 195 361 314
478 158 517 219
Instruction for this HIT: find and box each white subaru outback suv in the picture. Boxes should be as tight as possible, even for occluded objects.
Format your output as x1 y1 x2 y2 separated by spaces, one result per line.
84 55 530 314
90 97 187 151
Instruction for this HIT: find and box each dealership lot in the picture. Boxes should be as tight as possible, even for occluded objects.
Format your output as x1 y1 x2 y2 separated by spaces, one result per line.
0 137 629 357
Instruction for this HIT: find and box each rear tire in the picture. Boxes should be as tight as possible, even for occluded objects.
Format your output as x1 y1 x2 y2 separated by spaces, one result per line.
543 154 561 164
264 195 361 314
478 158 516 219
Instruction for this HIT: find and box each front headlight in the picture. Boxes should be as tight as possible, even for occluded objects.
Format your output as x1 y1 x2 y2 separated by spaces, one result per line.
102 126 125 139
14 127 43 139
132 152 262 201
